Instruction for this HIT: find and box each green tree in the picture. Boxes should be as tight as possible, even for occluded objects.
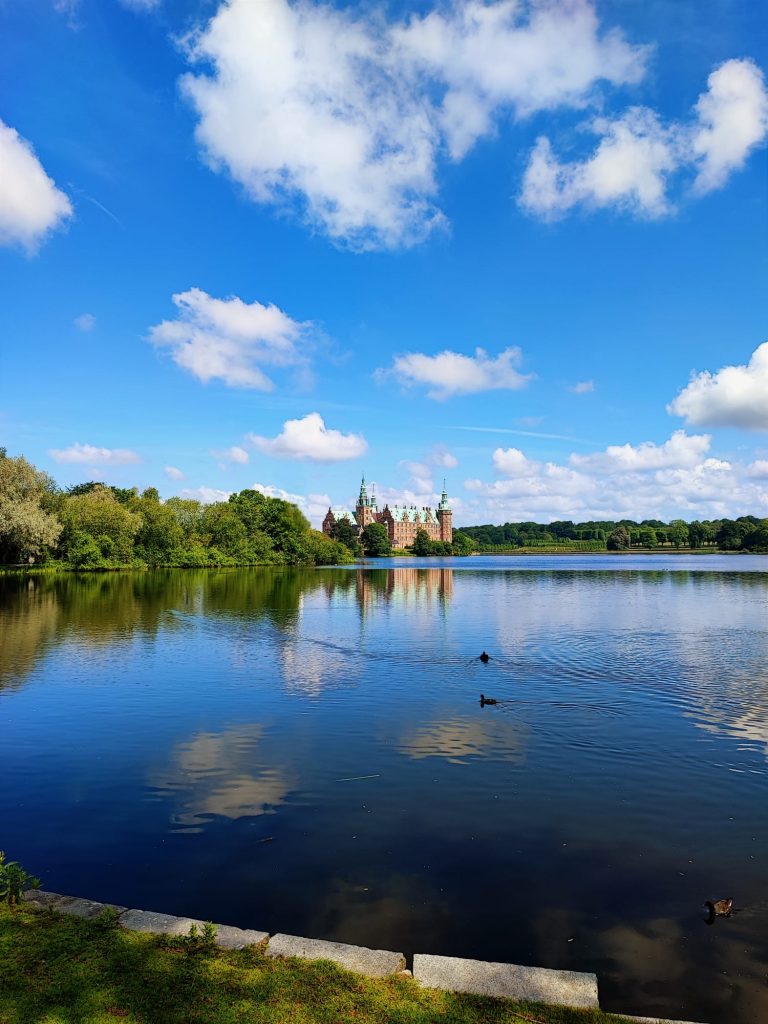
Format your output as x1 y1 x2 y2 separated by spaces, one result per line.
308 530 354 565
133 492 184 564
60 486 141 565
637 526 657 548
411 528 433 556
742 521 768 551
450 531 474 556
607 526 631 550
329 518 361 555
0 451 62 563
361 522 392 557
669 519 689 548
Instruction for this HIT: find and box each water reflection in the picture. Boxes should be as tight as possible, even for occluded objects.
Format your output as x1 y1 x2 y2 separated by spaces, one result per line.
150 724 293 833
398 715 527 764
2 558 768 1024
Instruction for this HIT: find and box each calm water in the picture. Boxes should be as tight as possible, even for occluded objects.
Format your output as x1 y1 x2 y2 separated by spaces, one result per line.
1 557 767 1023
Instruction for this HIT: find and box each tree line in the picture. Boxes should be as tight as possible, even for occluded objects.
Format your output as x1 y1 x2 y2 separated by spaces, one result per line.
456 516 768 552
0 450 351 569
328 519 474 557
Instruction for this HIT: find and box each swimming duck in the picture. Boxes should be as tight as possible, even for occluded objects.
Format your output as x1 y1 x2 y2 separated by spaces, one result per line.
479 651 490 663
705 898 733 922
480 694 497 706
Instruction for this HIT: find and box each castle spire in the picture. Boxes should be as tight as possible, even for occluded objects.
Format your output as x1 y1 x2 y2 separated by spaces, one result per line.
358 474 369 507
439 479 450 510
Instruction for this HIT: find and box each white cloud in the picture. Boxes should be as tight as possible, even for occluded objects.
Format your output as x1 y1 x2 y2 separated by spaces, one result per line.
667 342 768 431
570 430 711 473
247 412 367 463
0 118 72 252
430 446 459 469
492 447 536 476
49 442 141 465
521 109 679 218
569 379 594 394
179 486 232 504
462 434 768 523
74 313 96 332
180 0 645 249
164 466 185 480
521 58 768 219
119 0 160 11
691 59 768 193
214 445 250 465
383 345 533 400
148 288 307 390
747 460 768 479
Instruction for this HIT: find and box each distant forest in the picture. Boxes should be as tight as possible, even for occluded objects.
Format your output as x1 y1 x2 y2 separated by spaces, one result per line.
0 450 352 570
3 449 767 570
456 516 768 552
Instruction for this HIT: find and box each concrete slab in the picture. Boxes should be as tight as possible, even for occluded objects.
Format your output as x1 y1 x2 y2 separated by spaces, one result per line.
118 909 206 937
23 890 71 910
412 953 599 1009
618 1016 709 1024
210 924 269 950
23 890 126 919
118 909 266 949
267 933 405 977
58 897 127 919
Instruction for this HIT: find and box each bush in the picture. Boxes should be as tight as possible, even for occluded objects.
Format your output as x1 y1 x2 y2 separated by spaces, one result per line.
0 851 40 906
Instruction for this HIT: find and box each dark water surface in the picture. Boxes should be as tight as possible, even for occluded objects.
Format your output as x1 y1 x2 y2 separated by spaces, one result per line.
2 557 767 1023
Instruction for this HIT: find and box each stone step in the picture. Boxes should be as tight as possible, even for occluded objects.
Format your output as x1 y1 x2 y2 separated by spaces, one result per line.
267 933 405 977
118 908 268 949
412 952 599 1009
24 890 126 919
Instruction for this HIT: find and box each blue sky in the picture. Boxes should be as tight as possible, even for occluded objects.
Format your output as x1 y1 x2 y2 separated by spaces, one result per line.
1 0 766 526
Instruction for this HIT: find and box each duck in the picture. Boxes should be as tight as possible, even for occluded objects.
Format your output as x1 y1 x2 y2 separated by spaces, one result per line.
705 898 733 922
480 694 497 706
479 651 490 663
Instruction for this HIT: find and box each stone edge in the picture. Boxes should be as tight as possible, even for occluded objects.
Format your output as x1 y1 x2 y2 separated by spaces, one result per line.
21 891 709 1021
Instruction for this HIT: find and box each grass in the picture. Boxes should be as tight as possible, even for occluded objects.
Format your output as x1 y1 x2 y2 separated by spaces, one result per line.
0 903 644 1024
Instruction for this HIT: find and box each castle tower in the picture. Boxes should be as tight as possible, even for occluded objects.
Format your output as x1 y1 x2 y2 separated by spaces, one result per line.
437 479 452 543
356 474 376 528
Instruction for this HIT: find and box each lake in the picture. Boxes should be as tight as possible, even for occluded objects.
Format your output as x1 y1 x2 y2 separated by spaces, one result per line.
1 556 767 1023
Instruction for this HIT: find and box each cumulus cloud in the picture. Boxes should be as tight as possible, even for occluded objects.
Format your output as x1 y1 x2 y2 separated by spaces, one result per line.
691 59 768 193
148 288 308 390
214 445 249 465
179 486 232 504
521 59 768 219
492 447 536 476
119 0 160 11
667 342 768 431
49 442 141 465
430 445 459 469
164 466 185 480
382 346 532 400
247 412 367 462
74 313 96 332
747 460 768 479
463 433 767 523
570 430 711 473
0 118 72 252
180 0 646 249
569 379 594 394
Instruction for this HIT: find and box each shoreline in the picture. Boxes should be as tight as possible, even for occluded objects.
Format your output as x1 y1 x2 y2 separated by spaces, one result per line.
15 890 705 1024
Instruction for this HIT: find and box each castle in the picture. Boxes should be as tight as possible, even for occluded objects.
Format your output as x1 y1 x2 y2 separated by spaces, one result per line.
322 476 452 547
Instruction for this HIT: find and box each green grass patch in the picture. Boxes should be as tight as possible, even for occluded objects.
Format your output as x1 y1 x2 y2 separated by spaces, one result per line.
0 904 643 1024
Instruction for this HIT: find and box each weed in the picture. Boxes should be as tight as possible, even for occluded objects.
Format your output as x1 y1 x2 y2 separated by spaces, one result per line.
0 851 40 906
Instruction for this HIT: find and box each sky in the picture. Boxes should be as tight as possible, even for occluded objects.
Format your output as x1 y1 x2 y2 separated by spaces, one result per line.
1 0 767 527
